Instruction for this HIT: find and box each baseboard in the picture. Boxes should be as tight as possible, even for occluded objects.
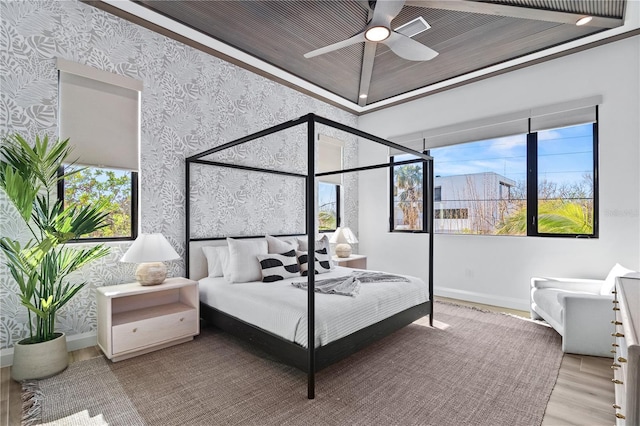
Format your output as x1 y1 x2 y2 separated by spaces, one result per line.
0 331 97 368
434 287 530 312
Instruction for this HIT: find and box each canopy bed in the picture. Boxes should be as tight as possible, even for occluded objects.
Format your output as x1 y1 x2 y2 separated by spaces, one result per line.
185 114 434 398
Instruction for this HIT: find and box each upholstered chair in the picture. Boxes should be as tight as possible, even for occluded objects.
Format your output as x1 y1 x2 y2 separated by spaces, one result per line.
530 263 635 358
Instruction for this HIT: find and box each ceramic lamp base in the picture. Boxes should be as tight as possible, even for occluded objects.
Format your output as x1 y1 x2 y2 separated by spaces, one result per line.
334 243 352 258
136 262 167 286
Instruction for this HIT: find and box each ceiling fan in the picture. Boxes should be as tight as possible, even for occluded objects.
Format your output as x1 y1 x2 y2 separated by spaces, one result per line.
303 0 438 62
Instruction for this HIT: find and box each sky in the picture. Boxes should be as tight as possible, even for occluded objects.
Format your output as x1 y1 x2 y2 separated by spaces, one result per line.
318 181 337 212
429 123 594 188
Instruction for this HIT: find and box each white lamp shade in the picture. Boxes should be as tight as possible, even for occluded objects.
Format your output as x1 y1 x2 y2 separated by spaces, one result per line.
120 233 180 263
329 227 358 245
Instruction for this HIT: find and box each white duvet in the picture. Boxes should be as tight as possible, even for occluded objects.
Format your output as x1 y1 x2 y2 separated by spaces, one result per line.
199 266 429 348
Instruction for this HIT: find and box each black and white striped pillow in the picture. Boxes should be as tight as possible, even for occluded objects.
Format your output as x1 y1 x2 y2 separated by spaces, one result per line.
256 249 300 282
297 248 332 276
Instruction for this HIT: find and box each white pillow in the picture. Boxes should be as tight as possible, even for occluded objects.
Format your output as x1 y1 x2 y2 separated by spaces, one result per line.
256 249 300 282
226 238 268 283
297 235 334 269
600 263 635 295
297 247 332 276
202 246 230 278
265 234 298 254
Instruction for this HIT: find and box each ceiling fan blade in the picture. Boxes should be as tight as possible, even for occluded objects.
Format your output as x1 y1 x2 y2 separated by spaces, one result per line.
304 32 367 59
370 0 406 27
382 31 438 61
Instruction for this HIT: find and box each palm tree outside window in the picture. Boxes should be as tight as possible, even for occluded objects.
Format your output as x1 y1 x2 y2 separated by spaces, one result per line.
390 154 426 232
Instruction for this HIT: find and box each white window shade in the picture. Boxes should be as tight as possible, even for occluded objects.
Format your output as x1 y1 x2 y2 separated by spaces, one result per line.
530 97 600 132
390 96 602 154
317 135 343 185
57 58 142 171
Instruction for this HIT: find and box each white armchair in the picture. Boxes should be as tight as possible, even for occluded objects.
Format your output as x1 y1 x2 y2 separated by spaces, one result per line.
530 264 635 358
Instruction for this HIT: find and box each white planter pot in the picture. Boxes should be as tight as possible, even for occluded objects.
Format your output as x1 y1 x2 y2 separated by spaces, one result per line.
11 332 68 381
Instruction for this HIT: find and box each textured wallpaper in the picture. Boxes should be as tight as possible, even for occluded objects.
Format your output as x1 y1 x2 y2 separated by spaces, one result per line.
0 0 358 349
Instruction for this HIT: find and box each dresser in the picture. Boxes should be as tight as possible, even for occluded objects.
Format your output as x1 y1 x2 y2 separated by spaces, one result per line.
96 277 199 362
612 276 640 425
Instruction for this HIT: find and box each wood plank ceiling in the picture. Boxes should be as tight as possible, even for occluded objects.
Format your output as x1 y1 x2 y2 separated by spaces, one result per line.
132 0 626 109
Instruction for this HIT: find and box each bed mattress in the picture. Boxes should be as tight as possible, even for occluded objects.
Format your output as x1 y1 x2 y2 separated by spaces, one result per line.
199 266 429 348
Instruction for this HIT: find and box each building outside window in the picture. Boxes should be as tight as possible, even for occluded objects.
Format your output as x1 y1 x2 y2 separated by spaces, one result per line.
427 122 596 237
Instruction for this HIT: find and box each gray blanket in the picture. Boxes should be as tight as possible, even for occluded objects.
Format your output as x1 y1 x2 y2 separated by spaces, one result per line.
292 271 410 297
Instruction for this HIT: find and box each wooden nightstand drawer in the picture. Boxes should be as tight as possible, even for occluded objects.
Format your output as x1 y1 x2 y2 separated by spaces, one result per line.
112 306 198 354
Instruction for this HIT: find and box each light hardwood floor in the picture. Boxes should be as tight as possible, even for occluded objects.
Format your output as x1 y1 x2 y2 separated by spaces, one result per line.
1 299 615 426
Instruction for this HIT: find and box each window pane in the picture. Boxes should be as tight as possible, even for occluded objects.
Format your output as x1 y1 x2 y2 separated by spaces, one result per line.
393 154 424 231
64 166 133 238
430 135 527 235
537 123 594 235
318 182 338 231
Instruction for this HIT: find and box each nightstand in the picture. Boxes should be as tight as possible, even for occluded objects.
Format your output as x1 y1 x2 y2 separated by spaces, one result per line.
96 277 199 362
332 254 367 269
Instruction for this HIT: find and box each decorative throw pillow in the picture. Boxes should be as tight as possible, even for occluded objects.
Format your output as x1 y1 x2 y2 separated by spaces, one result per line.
226 237 268 283
265 234 298 254
202 246 230 278
600 263 635 295
297 248 332 276
256 249 300 282
297 235 335 269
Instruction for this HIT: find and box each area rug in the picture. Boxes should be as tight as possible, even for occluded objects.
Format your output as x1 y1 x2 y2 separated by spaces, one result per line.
22 302 562 426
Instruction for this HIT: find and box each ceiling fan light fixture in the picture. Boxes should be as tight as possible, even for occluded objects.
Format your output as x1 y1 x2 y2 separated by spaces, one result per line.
576 16 593 26
365 26 391 42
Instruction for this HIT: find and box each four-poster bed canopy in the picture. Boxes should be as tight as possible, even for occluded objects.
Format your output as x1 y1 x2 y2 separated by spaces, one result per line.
185 113 434 399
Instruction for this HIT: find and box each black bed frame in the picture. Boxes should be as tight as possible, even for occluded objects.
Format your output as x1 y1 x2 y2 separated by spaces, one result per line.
185 113 434 399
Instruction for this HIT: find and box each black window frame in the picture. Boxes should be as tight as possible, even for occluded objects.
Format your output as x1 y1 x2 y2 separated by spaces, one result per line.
527 121 599 238
389 155 428 233
393 119 599 238
318 182 341 233
57 166 139 242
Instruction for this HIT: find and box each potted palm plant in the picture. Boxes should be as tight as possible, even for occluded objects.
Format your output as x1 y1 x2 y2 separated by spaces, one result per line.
0 134 110 381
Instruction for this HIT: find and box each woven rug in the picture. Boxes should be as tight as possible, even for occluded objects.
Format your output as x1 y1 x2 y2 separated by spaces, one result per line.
22 302 562 426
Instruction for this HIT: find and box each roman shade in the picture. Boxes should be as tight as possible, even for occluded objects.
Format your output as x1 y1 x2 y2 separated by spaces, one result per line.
390 95 602 155
317 134 343 185
57 58 143 171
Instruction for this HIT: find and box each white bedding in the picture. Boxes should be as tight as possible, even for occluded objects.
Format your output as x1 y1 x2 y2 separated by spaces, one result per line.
199 266 429 348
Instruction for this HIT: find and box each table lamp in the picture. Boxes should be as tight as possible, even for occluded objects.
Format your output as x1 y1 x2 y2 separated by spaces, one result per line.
330 227 358 258
121 233 180 285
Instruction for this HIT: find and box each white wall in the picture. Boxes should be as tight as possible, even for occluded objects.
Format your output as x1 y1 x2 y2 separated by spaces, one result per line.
358 36 640 311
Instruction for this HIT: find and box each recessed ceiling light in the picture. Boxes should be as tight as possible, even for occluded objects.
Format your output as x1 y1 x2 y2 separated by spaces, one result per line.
364 26 391 42
359 94 367 99
576 16 593 26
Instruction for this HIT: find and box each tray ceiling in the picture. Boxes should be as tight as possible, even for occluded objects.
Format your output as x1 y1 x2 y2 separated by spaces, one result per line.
91 0 635 113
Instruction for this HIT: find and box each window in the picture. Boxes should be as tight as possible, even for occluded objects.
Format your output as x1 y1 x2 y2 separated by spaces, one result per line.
318 182 340 232
430 135 526 235
428 122 597 237
59 166 138 240
533 124 596 236
390 154 426 232
434 186 442 202
57 58 142 241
